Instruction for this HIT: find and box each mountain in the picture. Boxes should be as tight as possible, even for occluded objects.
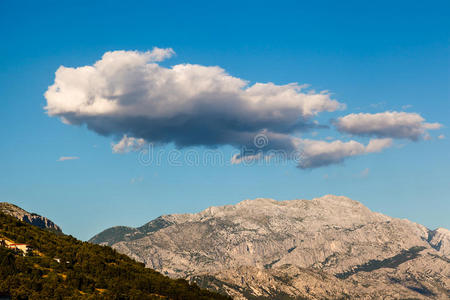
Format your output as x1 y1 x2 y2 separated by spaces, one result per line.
90 195 450 299
0 208 229 299
0 202 62 233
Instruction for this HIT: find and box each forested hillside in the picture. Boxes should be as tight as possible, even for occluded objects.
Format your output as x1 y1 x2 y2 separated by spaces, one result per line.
0 211 230 300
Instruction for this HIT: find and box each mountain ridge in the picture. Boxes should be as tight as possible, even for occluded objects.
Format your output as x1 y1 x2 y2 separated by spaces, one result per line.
0 202 62 233
90 195 450 299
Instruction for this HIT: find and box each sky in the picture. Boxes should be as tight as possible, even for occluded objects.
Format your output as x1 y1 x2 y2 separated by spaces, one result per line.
0 0 449 240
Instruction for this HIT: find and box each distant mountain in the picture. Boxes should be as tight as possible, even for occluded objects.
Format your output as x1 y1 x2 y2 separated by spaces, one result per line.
0 208 229 299
0 202 62 233
90 195 450 299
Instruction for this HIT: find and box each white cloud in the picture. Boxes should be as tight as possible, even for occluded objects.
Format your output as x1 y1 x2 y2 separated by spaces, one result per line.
45 49 343 154
334 111 442 140
145 47 175 62
365 138 393 153
297 138 392 169
228 136 393 169
44 48 438 170
57 156 79 161
112 135 146 153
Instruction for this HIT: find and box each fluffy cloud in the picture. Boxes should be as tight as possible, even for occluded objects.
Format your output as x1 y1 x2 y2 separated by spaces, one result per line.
112 135 146 153
365 138 394 153
334 111 442 140
229 137 393 169
45 49 343 156
45 48 431 169
297 138 392 169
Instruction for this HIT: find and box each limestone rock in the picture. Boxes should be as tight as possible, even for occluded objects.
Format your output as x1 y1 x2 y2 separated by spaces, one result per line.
90 195 450 299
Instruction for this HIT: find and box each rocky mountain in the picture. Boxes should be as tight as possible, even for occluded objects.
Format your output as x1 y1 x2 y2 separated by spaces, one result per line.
0 202 62 233
90 195 450 299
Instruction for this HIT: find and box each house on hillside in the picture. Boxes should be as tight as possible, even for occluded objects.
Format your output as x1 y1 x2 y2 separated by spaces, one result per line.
7 243 32 255
1 239 32 255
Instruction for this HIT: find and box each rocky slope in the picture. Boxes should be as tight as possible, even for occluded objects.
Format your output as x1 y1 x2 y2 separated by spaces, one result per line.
90 195 450 299
0 202 62 232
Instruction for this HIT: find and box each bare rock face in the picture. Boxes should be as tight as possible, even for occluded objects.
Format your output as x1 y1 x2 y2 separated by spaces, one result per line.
90 195 450 299
428 227 450 256
0 202 62 233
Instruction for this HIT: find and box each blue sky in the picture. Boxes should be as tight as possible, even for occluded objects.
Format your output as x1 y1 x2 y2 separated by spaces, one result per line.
0 0 449 240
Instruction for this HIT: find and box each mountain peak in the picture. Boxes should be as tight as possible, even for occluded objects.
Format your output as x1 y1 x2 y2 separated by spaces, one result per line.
90 195 449 299
0 202 62 233
238 198 278 206
313 194 359 203
435 227 450 234
0 202 25 213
